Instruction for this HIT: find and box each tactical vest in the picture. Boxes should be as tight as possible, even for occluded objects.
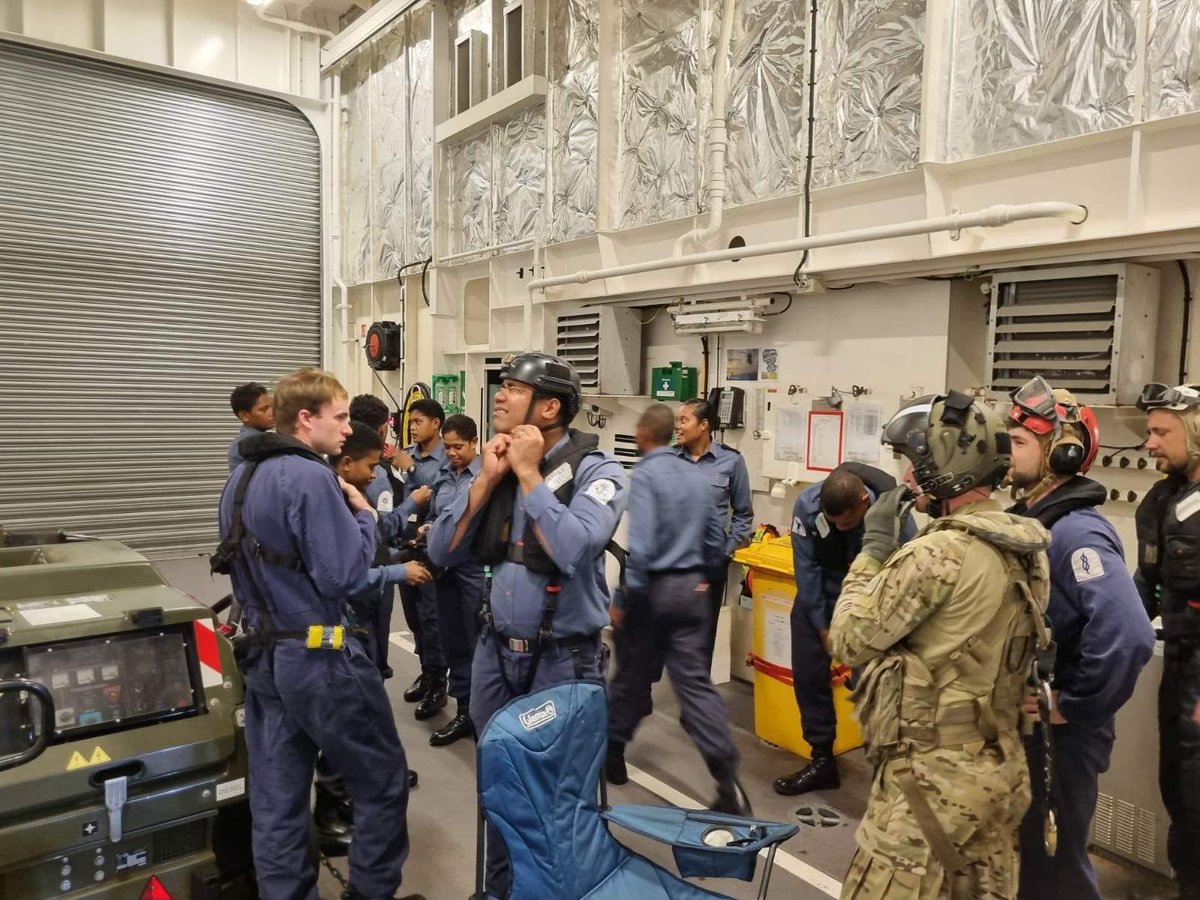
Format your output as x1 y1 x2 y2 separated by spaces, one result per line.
853 518 1051 765
474 429 601 576
812 463 897 573
1138 477 1200 642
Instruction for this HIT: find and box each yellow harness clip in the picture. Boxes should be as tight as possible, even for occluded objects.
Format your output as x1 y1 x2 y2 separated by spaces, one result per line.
306 625 345 651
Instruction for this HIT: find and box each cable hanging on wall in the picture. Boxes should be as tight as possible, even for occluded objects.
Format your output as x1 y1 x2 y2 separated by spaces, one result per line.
792 0 819 289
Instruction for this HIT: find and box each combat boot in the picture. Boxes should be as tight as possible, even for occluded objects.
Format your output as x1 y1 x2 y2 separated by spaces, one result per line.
340 886 426 900
710 777 752 816
414 673 448 720
605 739 628 785
313 783 354 857
430 700 474 746
773 746 840 795
402 672 431 703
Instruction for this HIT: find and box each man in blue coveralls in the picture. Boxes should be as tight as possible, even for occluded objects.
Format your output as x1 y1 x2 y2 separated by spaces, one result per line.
605 403 747 813
217 368 419 900
424 413 485 747
428 352 626 899
774 462 916 796
388 398 449 717
672 397 754 660
1006 377 1154 899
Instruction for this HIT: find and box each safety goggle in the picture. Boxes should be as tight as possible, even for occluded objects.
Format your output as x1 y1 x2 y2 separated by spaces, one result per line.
1136 382 1200 412
1008 376 1060 436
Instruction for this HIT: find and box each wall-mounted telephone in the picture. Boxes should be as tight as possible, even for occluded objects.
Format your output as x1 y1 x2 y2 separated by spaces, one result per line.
707 387 746 430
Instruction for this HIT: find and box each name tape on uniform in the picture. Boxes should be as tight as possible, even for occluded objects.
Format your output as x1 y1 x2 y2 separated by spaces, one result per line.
1177 491 1200 523
1071 548 1105 583
544 463 573 492
792 516 806 537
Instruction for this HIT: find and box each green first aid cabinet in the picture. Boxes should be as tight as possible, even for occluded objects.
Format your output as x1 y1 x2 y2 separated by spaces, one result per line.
651 362 697 401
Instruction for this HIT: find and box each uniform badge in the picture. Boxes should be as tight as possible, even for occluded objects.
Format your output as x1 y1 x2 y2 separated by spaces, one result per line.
377 491 394 513
1071 548 1106 583
792 516 806 537
815 513 831 539
1176 491 1200 523
584 479 617 505
544 462 574 492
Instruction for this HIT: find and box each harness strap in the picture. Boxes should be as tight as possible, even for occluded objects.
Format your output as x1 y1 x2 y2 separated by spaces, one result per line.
893 764 968 885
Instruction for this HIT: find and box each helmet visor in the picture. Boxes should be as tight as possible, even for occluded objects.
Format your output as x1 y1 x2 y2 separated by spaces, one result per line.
1009 376 1059 435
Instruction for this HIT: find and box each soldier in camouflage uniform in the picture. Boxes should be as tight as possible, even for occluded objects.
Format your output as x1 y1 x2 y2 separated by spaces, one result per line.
830 391 1053 900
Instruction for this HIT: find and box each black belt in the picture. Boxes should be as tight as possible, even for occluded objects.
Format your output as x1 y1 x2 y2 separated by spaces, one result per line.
486 626 598 654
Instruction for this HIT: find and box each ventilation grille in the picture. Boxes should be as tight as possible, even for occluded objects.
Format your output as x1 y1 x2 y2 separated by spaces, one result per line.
152 819 208 864
988 274 1118 400
1092 792 1158 865
613 433 640 470
555 312 601 390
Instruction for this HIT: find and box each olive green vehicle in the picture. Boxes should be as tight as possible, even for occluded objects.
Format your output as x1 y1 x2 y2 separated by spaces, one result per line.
0 530 255 899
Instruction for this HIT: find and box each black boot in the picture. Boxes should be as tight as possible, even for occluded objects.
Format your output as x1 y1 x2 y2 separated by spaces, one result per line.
710 777 752 816
340 886 427 900
773 746 840 796
605 739 628 786
414 674 448 720
430 700 474 746
402 672 430 703
313 784 354 857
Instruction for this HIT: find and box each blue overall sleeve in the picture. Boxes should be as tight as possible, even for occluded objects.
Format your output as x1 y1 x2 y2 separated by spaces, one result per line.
520 457 628 578
287 472 379 600
426 487 480 569
790 495 828 633
623 469 657 596
1054 532 1156 728
726 455 754 555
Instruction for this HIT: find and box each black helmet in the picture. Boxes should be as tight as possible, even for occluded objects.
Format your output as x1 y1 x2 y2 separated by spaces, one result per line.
499 352 582 423
883 390 1011 500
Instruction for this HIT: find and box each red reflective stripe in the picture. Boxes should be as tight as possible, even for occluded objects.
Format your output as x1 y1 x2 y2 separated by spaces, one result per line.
751 654 793 686
193 619 222 676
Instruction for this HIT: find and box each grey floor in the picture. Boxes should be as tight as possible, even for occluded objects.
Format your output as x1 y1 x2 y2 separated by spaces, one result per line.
156 557 1174 900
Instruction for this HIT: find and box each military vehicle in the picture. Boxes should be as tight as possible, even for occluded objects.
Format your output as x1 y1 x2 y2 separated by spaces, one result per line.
0 529 254 899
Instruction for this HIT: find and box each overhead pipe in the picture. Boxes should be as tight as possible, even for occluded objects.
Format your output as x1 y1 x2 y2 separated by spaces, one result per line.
254 0 337 40
528 202 1089 293
674 0 738 256
329 72 354 379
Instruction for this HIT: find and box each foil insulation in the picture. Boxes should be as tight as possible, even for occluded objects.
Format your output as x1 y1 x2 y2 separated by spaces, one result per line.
341 50 372 285
947 0 1138 160
495 107 547 246
548 0 600 243
814 0 923 186
371 27 408 279
449 129 493 255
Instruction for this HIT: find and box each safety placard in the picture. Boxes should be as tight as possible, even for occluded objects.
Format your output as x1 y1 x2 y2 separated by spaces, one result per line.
216 778 245 801
67 746 112 770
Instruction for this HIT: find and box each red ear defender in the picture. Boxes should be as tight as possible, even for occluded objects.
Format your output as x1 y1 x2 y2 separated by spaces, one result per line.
1075 404 1100 473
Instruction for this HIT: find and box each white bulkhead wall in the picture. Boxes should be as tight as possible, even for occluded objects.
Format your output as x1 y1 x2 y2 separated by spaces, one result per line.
0 0 328 97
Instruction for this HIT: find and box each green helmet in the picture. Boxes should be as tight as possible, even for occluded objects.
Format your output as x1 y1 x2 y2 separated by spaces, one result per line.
882 390 1012 500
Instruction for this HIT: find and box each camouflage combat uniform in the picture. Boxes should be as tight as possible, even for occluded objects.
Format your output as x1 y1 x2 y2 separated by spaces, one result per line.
830 499 1051 900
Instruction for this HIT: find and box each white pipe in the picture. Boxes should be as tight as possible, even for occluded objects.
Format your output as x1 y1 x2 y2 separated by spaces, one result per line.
528 202 1089 292
255 0 337 40
330 71 353 381
674 0 737 257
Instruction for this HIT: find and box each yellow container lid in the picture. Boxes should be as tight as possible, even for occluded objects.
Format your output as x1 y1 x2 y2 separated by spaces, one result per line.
732 535 795 578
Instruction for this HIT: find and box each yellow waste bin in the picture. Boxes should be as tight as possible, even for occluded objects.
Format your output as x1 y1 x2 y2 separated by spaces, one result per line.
733 536 862 758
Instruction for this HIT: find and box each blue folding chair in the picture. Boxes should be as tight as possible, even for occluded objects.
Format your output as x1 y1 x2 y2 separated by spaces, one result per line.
475 680 798 899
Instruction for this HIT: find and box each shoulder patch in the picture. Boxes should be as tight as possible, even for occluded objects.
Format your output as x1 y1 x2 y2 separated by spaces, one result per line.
376 491 394 513
583 479 617 505
792 516 806 537
1177 491 1200 523
815 513 831 539
1071 547 1106 583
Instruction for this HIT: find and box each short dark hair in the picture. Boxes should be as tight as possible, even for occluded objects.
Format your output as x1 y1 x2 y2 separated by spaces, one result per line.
681 397 715 432
819 468 867 516
410 398 445 427
638 403 675 445
442 414 478 442
329 421 384 466
230 382 268 416
349 394 391 430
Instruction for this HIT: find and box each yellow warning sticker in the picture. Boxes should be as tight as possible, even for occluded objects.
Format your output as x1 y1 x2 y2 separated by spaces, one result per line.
66 746 112 770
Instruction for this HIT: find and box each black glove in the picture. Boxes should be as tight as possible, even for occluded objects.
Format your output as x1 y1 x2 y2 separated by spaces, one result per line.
861 486 913 563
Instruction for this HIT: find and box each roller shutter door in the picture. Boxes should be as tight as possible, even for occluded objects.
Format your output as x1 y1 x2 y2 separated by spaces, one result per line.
0 39 322 557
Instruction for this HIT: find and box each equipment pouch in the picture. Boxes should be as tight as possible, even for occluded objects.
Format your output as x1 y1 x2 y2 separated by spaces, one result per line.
854 655 904 766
